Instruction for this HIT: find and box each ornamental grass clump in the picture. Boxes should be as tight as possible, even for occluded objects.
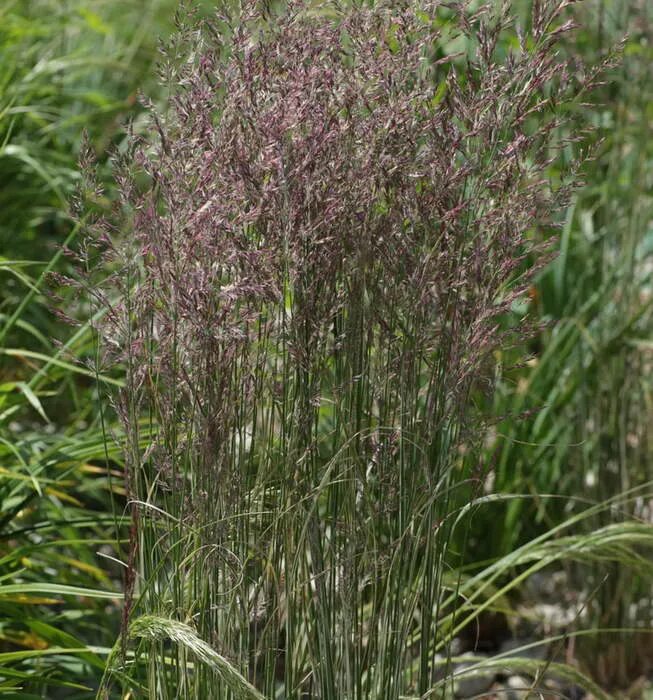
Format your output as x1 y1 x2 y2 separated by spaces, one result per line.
84 1 602 696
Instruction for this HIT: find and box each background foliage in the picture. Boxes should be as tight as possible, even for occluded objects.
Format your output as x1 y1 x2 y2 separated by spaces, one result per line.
1 0 652 698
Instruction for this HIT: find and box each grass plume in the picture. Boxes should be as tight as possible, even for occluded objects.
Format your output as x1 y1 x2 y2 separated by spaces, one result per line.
81 1 616 697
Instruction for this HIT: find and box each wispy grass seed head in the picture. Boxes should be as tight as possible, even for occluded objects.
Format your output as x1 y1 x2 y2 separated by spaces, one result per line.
85 1 604 697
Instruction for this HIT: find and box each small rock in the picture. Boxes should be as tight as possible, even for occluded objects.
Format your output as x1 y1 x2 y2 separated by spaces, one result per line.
526 570 568 603
431 653 450 683
453 657 496 698
531 602 577 631
504 675 532 700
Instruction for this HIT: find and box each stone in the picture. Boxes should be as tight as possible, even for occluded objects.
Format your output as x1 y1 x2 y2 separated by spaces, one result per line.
504 675 532 700
453 657 496 698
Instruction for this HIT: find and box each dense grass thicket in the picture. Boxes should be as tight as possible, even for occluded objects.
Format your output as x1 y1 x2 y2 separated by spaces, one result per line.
1 1 652 699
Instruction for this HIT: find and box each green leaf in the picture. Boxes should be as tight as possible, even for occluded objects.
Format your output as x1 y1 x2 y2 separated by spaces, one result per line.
25 620 105 670
14 381 49 422
0 349 124 387
0 583 121 599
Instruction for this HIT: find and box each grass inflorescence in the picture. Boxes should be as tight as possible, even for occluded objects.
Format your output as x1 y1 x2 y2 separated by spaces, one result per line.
79 2 635 697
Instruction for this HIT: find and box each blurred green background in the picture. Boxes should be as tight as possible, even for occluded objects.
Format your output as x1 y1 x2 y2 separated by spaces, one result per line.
0 0 651 697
